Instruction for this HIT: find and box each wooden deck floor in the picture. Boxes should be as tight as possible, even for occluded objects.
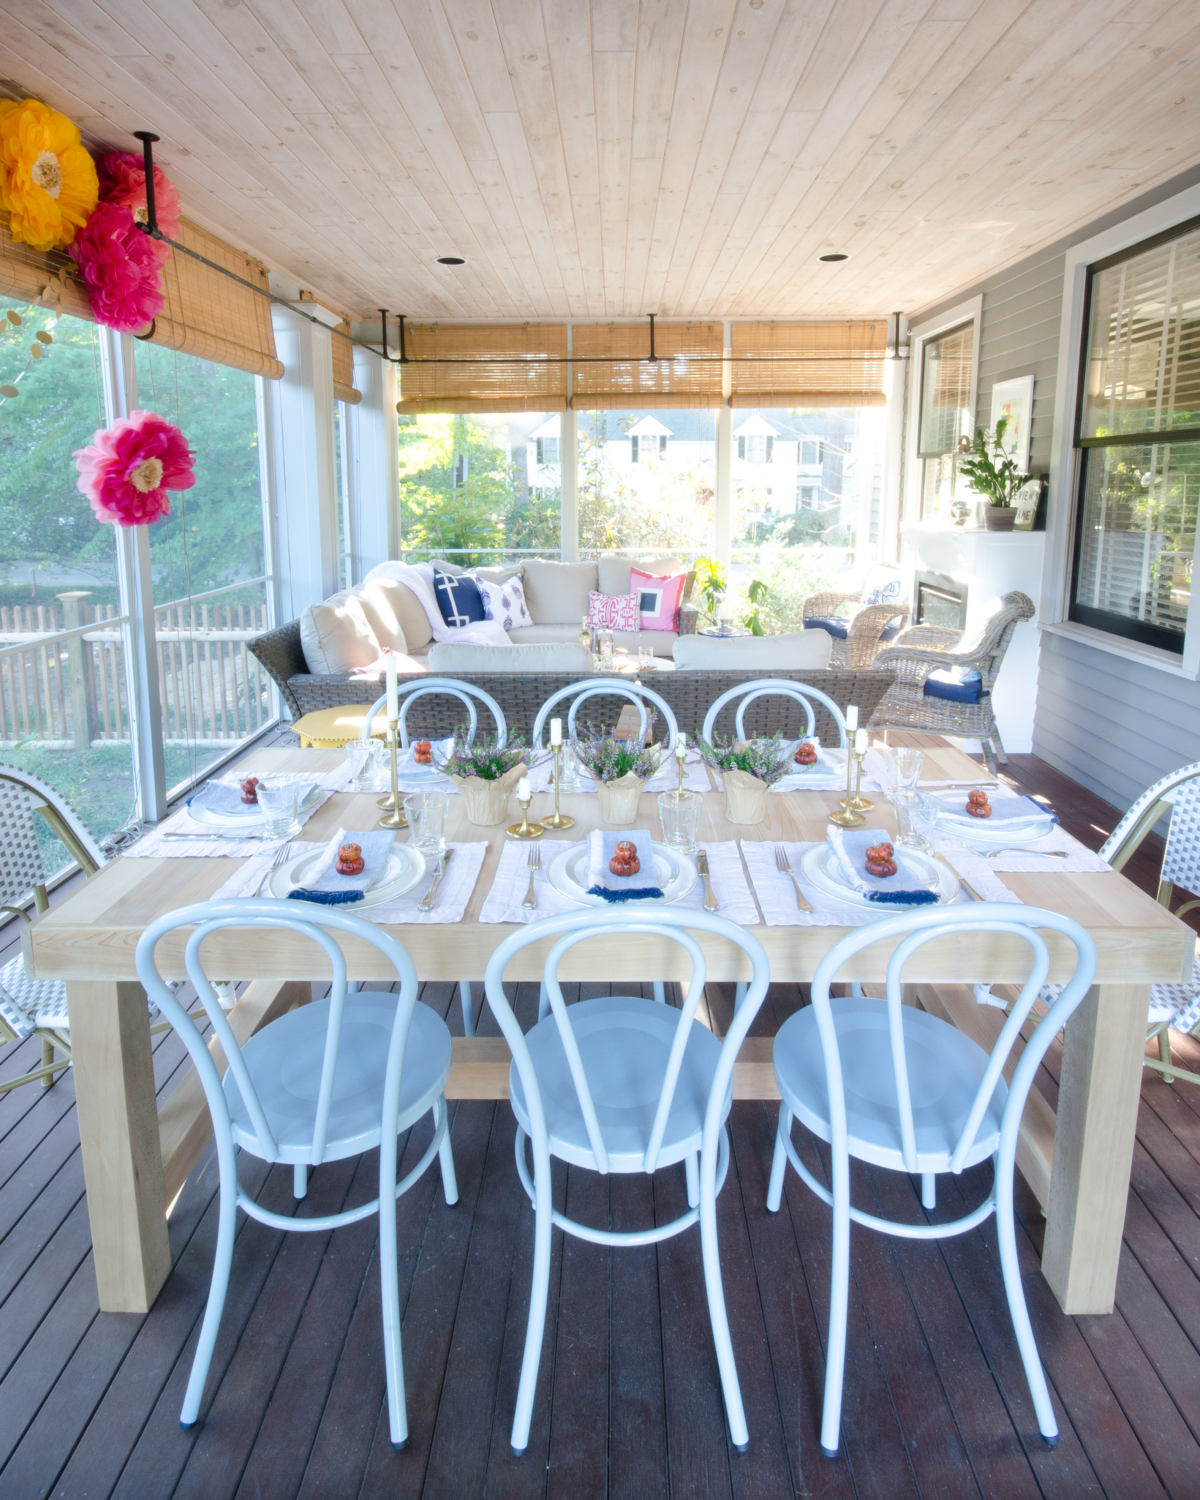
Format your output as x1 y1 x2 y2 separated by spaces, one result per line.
2 753 1200 1499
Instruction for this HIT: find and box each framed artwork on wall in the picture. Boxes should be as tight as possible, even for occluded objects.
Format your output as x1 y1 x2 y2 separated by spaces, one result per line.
989 374 1035 472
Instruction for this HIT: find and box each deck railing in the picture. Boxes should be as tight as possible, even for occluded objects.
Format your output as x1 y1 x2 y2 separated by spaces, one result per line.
0 583 273 748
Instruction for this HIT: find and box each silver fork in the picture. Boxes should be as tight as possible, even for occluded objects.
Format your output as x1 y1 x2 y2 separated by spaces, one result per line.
521 843 541 910
255 840 293 896
775 845 813 912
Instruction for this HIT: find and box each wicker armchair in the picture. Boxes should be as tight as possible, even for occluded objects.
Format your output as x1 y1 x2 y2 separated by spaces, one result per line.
803 592 910 668
868 590 1035 772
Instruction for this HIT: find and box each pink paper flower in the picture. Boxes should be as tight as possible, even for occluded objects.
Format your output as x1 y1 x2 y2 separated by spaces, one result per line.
71 201 164 332
96 151 180 260
74 410 195 527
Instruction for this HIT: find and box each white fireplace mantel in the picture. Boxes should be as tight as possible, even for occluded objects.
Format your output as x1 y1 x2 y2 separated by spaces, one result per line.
898 523 1046 754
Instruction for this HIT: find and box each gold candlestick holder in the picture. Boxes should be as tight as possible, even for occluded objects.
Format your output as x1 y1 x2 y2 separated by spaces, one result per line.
507 791 544 840
829 742 867 828
376 721 408 829
541 745 575 830
673 752 686 797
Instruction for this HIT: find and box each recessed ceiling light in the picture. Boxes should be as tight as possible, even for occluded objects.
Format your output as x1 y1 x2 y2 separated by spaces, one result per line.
436 255 466 266
819 252 850 262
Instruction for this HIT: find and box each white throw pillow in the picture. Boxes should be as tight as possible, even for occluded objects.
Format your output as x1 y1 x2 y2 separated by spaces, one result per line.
478 575 533 631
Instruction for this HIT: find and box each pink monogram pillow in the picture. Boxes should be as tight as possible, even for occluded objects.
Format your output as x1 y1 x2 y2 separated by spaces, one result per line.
587 591 638 632
630 567 686 631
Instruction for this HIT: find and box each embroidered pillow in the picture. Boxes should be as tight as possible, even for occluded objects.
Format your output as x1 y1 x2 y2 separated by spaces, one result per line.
479 574 533 631
630 567 686 631
432 568 485 628
587 590 639 633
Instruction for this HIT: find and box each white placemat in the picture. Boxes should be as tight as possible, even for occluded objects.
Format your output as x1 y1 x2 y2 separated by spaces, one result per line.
480 838 584 924
210 839 487 925
933 826 1111 875
741 838 1020 927
711 747 889 795
672 840 759 923
126 766 353 858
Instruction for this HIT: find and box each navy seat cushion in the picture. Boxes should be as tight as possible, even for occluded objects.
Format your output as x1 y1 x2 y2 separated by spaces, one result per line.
804 616 848 640
433 569 485 627
924 668 984 704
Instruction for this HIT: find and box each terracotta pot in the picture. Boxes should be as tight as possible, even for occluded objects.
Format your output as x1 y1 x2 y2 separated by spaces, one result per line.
722 767 769 825
594 771 645 827
984 504 1016 532
449 762 526 826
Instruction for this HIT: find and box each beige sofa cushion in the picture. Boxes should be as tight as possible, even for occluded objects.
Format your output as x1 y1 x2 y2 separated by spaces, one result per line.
360 577 432 651
300 591 382 674
507 624 677 657
672 630 833 670
596 556 685 596
522 559 598 624
427 641 592 674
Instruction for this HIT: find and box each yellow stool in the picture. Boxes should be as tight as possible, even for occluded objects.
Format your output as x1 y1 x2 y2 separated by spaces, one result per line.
291 705 386 748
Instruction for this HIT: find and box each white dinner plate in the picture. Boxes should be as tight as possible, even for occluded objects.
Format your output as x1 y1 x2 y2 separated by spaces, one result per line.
547 841 697 908
932 792 1054 846
800 843 957 911
777 745 845 787
188 781 322 829
270 840 427 907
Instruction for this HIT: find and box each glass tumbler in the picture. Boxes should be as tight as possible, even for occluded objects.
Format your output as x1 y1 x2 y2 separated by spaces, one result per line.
658 789 700 855
255 779 301 838
345 737 381 792
403 790 448 856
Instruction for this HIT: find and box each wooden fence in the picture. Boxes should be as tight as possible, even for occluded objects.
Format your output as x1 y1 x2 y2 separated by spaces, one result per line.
0 594 273 747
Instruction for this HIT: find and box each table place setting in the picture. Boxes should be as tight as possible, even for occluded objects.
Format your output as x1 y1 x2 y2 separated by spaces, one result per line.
125 766 353 857
210 832 487 924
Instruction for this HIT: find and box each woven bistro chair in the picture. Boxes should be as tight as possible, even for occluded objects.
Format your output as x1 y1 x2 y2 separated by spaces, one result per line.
803 568 910 668
868 591 1035 773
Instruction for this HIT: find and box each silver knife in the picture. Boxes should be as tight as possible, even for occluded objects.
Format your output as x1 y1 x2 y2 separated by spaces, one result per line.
418 847 453 911
696 849 719 912
162 831 267 842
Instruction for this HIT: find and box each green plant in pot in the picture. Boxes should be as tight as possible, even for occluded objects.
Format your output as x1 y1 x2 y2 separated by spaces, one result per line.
958 418 1029 531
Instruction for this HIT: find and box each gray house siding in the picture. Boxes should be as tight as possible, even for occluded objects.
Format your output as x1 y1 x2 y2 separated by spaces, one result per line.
909 162 1200 815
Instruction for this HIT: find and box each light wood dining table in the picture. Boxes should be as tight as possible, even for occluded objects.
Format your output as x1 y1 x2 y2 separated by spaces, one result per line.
24 735 1193 1323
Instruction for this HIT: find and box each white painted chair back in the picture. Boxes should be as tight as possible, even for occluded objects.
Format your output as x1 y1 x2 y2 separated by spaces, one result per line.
361 676 508 749
531 678 679 750
701 679 849 747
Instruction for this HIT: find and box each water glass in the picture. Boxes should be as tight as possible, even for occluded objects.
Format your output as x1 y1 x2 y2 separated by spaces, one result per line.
403 790 448 856
255 779 301 838
345 737 382 792
658 789 700 855
908 790 940 851
557 741 587 793
882 746 925 796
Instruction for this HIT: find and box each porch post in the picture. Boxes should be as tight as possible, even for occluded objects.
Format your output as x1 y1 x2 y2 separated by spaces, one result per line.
345 343 399 578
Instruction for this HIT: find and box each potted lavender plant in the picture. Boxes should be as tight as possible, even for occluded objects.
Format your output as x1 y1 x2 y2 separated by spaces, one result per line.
571 726 662 826
699 733 792 824
439 731 531 826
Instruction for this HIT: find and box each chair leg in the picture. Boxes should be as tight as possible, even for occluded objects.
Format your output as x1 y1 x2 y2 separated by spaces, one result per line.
180 1172 238 1428
1158 1025 1176 1084
511 1127 553 1456
700 1125 749 1451
734 981 747 1012
767 1105 791 1213
459 980 475 1037
653 980 666 1005
821 1160 852 1458
685 1150 699 1208
40 1035 54 1088
995 1154 1058 1444
379 1193 408 1450
436 1098 458 1205
293 1163 308 1200
990 720 1009 767
538 981 550 1023
921 1173 936 1210
848 982 863 999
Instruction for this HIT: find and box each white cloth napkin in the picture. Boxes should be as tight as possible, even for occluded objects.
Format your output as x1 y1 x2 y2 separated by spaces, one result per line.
479 838 584 924
292 828 395 898
827 827 940 906
933 826 1112 874
742 839 1020 927
671 841 760 923
125 767 348 857
935 790 1056 832
586 829 663 900
210 839 486 925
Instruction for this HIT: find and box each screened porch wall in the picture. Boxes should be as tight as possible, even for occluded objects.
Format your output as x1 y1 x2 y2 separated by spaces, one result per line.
908 159 1200 814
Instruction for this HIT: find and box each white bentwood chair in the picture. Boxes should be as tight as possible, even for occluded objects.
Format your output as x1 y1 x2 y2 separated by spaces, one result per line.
484 907 770 1456
768 902 1096 1457
700 678 849 748
531 677 680 750
135 898 458 1449
361 675 508 749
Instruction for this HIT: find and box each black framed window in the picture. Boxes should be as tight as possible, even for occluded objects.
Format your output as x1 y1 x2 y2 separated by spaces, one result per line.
1069 220 1200 653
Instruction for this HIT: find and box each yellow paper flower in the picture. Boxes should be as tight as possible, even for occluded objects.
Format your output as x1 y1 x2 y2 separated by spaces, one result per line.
0 98 98 252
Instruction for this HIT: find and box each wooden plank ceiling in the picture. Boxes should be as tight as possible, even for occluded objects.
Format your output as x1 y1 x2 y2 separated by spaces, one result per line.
2 1 1199 323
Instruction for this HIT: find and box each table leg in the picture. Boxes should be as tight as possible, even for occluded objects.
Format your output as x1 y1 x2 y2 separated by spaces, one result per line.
1042 982 1148 1315
68 979 170 1315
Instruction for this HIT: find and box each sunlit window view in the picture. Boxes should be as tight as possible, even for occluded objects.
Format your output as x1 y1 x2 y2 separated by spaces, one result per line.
398 412 562 565
917 321 975 521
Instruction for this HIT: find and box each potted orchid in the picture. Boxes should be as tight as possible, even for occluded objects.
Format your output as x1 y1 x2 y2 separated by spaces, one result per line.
571 723 662 826
439 731 532 826
700 732 792 824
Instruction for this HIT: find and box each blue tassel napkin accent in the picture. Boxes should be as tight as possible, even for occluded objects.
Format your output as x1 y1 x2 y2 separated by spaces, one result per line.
286 888 364 905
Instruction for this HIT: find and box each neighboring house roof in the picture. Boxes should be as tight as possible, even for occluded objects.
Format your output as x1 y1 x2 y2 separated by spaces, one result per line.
732 414 781 437
530 415 560 438
627 415 673 436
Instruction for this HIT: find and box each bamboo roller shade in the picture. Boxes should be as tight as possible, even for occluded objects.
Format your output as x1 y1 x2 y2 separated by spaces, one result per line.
730 321 887 407
332 318 361 405
398 323 567 413
0 211 283 381
570 322 722 409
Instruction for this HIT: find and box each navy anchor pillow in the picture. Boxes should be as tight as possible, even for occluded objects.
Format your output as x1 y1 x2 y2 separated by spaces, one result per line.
433 568 486 627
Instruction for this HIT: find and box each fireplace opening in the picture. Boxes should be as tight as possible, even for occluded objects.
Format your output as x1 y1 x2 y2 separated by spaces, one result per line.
914 570 968 632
